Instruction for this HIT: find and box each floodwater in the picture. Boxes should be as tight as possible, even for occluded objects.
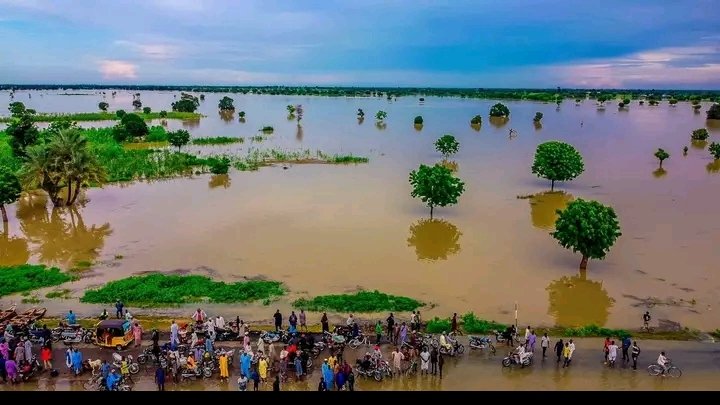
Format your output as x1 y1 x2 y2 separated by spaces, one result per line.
1 90 720 330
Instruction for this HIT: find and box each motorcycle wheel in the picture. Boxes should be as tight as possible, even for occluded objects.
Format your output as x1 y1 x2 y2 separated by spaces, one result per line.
137 355 147 365
456 344 465 354
83 335 93 344
373 370 383 382
51 335 60 343
307 358 313 368
501 358 511 367
203 367 213 378
349 339 360 349
129 363 140 375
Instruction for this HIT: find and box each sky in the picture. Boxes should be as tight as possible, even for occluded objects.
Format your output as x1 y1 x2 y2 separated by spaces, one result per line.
1 0 719 89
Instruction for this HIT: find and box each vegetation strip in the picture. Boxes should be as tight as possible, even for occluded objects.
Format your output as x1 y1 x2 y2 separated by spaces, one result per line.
80 274 286 306
0 111 202 123
192 136 244 145
0 265 73 297
293 290 423 312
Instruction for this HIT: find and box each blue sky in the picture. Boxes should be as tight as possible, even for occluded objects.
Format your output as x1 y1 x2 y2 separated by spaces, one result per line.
1 0 719 88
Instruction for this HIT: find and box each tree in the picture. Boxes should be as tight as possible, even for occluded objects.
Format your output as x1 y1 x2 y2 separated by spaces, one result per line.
470 115 482 125
98 102 109 112
708 103 720 120
0 168 21 223
434 134 460 159
172 93 200 113
622 98 631 105
168 129 191 151
142 107 151 114
531 141 585 191
414 116 424 125
709 142 720 160
120 113 149 139
6 111 40 158
409 164 465 219
375 111 387 121
218 96 235 111
287 105 296 115
357 109 365 118
489 103 510 117
9 102 26 116
669 99 678 106
553 199 621 270
654 148 670 168
132 99 142 109
208 157 231 174
20 129 106 207
116 110 126 118
159 110 168 118
238 111 246 119
691 128 709 141
533 112 543 122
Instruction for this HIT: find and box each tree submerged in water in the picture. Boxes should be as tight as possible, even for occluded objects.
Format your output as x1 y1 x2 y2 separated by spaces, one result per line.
654 148 670 168
470 115 482 126
707 103 720 120
434 134 460 159
376 110 387 122
552 199 622 270
531 141 584 191
409 164 465 219
0 169 21 223
533 112 543 122
709 142 720 160
489 103 510 118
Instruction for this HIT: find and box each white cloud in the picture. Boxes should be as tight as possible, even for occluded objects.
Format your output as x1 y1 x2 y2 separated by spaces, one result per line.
114 40 179 60
98 60 138 79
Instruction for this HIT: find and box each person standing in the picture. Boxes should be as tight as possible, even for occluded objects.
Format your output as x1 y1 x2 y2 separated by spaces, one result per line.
272 374 280 391
132 322 143 347
450 313 458 334
5 357 17 384
335 366 346 390
258 355 268 383
375 320 383 344
72 348 83 376
155 365 165 391
299 309 307 332
528 330 537 352
23 337 32 363
631 341 641 370
289 311 298 331
622 335 632 363
0 354 6 383
219 351 229 381
524 326 531 343
40 344 52 370
603 337 611 364
420 346 430 375
410 311 417 332
608 340 619 367
643 311 651 331
115 300 124 319
321 313 329 334
273 310 283 332
568 340 576 366
541 333 550 358
347 370 355 391
438 353 445 379
562 342 571 368
237 373 248 391
391 347 404 377
294 354 303 380
387 313 395 339
430 346 438 375
13 342 24 363
170 320 178 346
399 322 408 346
393 323 400 346
251 368 260 391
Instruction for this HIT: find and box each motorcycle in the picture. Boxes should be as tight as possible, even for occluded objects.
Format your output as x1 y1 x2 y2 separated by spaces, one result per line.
51 324 83 342
310 341 326 358
215 328 240 342
502 351 533 368
177 356 213 380
111 353 140 375
354 359 383 381
469 336 496 354
19 355 42 381
439 339 465 356
494 330 519 345
61 328 94 345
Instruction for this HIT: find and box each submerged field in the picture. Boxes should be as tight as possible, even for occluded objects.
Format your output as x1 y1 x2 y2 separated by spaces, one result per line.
1 89 719 331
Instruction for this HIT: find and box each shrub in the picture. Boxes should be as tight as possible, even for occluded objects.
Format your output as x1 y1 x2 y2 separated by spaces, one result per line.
461 312 507 334
414 115 424 125
116 110 126 118
470 115 482 125
120 113 149 138
293 290 422 312
426 317 451 333
563 324 631 339
691 128 709 141
208 157 231 174
489 103 510 117
0 265 73 297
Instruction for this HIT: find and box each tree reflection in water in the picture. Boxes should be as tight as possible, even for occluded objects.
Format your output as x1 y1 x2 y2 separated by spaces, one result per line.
528 191 574 230
489 116 509 128
296 124 304 142
706 160 720 174
407 218 462 261
652 168 667 178
546 269 614 327
0 222 30 266
208 174 231 189
16 194 112 269
219 111 234 123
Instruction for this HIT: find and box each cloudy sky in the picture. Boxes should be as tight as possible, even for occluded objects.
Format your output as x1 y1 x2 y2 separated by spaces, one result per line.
1 0 719 88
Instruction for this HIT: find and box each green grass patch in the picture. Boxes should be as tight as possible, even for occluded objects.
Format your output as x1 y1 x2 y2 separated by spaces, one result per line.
0 265 73 297
562 324 631 339
250 136 264 143
21 295 42 304
461 312 507 334
144 126 169 142
45 289 72 299
81 274 286 306
293 290 422 313
192 136 244 145
0 111 202 123
260 126 274 133
328 155 369 164
426 317 452 333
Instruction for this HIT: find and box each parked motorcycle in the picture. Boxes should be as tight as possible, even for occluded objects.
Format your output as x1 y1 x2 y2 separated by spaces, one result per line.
19 355 42 381
111 353 140 375
439 340 465 356
469 336 496 354
61 328 94 345
501 351 533 368
354 359 383 381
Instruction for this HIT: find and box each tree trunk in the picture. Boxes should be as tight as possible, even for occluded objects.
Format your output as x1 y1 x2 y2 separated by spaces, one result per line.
0 204 7 223
579 255 589 270
659 160 663 169
70 181 81 205
66 182 73 206
551 179 555 191
430 205 434 219
2 218 7 235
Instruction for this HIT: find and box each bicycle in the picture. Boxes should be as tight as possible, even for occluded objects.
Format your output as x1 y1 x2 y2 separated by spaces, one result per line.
348 334 370 349
647 362 682 378
404 359 419 376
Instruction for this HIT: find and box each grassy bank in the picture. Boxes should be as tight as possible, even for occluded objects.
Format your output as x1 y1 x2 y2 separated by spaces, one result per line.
192 136 244 145
0 111 202 123
293 290 423 313
0 265 73 297
81 274 286 307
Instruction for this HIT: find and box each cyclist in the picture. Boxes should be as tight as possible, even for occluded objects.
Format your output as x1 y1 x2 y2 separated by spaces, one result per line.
657 351 669 375
643 311 651 331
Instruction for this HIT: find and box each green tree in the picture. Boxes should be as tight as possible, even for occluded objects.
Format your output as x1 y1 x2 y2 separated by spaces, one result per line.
142 106 151 114
709 142 720 160
120 113 149 139
622 98 631 105
287 105 296 115
167 129 191 151
0 169 21 223
654 148 670 168
172 93 200 113
669 99 678 106
208 157 231 174
708 103 720 120
9 102 26 116
470 115 482 125
98 102 109 112
238 111 246 119
434 134 460 159
531 141 585 191
20 129 106 207
159 110 168 118
414 116 424 125
116 110 126 119
6 111 39 158
218 96 235 111
375 110 387 121
533 112 543 122
691 128 709 141
357 109 365 118
132 99 142 110
409 164 465 219
552 199 622 270
489 103 510 117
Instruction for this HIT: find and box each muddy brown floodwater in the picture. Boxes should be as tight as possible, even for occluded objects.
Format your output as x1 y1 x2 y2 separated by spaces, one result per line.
1 90 720 330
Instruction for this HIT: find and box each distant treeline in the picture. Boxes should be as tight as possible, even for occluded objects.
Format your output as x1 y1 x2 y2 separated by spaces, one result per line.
1 84 719 101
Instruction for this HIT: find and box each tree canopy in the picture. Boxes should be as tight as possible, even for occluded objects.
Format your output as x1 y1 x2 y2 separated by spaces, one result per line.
375 111 387 121
709 142 720 159
414 115 424 125
434 134 460 159
218 96 235 111
98 102 109 111
691 128 709 141
654 148 670 168
5 110 39 158
409 164 465 219
533 112 543 122
552 198 622 270
0 169 22 223
470 115 482 125
172 93 200 113
531 141 585 191
707 103 720 120
116 113 149 141
168 129 191 150
489 103 510 117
